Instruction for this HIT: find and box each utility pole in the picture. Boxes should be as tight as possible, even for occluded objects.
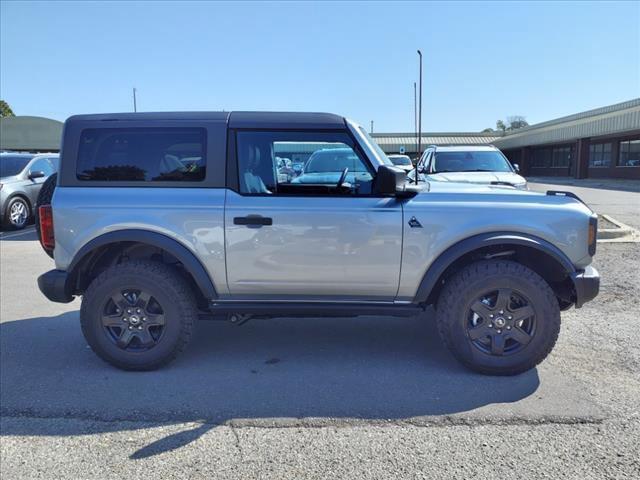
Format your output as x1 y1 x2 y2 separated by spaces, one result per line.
413 81 417 156
133 87 137 112
416 50 423 184
370 120 374 134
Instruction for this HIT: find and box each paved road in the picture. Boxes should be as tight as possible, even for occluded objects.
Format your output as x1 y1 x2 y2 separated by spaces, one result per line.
529 181 640 230
1 220 639 478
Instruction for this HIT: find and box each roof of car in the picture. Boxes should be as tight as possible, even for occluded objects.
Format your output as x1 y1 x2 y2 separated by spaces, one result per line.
430 145 499 152
0 152 36 157
65 111 347 129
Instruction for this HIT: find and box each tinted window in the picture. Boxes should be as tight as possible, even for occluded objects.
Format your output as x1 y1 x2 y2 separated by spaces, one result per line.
619 139 640 167
236 131 373 195
77 128 206 182
588 143 612 168
0 155 33 177
432 151 512 173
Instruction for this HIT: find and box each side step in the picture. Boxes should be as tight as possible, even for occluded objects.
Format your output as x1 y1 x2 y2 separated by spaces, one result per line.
208 301 423 318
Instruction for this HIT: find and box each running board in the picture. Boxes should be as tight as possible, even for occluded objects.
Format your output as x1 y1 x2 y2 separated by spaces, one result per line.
208 301 423 318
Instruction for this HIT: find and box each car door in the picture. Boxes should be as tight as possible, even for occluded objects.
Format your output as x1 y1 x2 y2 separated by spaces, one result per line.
224 129 403 300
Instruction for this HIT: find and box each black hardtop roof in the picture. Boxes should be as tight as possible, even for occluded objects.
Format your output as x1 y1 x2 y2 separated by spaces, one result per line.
65 111 347 129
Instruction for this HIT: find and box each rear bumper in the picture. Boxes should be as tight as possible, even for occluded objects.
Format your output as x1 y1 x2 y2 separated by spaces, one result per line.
571 266 600 308
37 269 74 303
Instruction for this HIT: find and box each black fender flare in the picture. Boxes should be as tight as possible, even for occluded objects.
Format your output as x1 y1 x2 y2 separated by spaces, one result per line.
412 232 577 304
67 229 217 299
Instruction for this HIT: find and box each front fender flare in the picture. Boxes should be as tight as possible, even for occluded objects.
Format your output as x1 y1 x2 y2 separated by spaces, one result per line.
412 232 577 304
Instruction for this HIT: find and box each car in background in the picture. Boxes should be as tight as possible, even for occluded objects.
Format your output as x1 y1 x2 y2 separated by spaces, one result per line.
0 152 59 229
408 145 527 189
387 154 414 173
292 147 373 190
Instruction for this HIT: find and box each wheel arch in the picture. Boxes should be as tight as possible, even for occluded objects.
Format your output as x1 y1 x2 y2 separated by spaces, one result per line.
414 232 578 307
67 229 217 303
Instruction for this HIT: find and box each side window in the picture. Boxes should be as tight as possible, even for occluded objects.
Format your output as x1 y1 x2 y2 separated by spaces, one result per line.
76 128 206 182
30 158 55 177
236 131 373 195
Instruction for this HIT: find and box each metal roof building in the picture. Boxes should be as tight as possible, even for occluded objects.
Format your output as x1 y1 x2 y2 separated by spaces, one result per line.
0 116 63 152
371 132 502 153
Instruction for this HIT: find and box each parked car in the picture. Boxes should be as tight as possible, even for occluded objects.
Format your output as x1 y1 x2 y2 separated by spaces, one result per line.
37 111 599 375
291 147 373 190
408 145 527 189
388 154 414 173
0 152 59 229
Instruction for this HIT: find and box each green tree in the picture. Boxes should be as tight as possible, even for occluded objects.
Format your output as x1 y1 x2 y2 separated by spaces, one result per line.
481 127 494 133
496 119 507 132
0 100 15 117
495 116 529 132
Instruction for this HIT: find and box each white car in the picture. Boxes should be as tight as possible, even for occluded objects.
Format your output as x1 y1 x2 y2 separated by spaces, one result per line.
409 145 527 189
387 154 415 173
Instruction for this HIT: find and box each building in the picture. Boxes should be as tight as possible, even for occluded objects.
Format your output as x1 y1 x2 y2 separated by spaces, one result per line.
373 98 640 179
0 116 63 152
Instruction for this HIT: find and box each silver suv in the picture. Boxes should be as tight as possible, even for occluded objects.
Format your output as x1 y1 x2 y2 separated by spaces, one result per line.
37 112 599 375
1 152 59 229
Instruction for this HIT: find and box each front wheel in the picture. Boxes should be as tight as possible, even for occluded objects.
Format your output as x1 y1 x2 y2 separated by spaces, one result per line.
435 260 560 376
3 197 30 229
80 260 197 370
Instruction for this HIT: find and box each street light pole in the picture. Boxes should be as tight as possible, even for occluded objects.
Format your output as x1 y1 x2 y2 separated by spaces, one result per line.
370 120 374 134
413 81 417 156
133 87 137 112
416 49 423 184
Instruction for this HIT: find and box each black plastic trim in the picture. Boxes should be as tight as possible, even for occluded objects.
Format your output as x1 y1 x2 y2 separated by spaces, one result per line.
67 229 217 299
571 266 600 308
37 269 74 303
209 301 421 317
413 232 577 304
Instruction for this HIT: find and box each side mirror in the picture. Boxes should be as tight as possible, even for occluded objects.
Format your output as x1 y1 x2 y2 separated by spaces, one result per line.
513 163 520 173
375 165 406 195
29 170 45 180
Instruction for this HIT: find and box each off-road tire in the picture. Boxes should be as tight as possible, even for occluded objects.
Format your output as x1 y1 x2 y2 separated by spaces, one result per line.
435 260 560 376
35 173 57 257
80 260 197 371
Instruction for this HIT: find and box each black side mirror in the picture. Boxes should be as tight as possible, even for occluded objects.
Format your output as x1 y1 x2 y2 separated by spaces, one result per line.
29 170 45 180
375 165 406 195
513 163 520 173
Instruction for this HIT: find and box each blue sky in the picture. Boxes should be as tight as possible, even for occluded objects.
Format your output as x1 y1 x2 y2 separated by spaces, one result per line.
1 1 638 132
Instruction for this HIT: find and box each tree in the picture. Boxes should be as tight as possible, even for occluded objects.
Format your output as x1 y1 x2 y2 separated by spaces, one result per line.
0 100 15 118
494 116 529 133
506 115 529 130
481 127 494 133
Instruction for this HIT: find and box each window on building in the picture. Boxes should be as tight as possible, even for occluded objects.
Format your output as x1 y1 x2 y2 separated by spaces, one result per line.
618 139 640 167
551 146 572 168
588 143 612 168
77 128 206 182
531 148 551 168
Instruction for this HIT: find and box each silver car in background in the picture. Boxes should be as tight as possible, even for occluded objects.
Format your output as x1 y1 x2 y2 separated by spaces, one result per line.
0 152 59 229
387 154 414 173
409 145 527 189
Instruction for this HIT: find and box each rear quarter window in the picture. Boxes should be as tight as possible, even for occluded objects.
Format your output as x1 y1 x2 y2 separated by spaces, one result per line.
76 128 206 182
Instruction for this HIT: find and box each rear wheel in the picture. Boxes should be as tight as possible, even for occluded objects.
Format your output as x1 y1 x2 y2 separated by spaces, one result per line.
435 260 560 376
80 260 197 370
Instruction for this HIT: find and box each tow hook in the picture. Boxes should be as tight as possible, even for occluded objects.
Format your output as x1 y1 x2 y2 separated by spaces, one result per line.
228 313 252 325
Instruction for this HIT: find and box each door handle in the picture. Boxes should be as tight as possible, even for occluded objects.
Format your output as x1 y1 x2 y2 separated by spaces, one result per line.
233 215 273 228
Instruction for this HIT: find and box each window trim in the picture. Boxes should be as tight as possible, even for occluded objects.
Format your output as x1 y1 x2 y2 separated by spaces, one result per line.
616 138 640 168
226 127 386 198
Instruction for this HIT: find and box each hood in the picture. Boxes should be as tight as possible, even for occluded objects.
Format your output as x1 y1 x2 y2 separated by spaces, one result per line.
292 172 373 184
426 171 526 186
0 174 22 184
422 180 542 196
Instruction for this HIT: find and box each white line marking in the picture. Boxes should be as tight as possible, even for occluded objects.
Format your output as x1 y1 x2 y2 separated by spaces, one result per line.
0 227 36 240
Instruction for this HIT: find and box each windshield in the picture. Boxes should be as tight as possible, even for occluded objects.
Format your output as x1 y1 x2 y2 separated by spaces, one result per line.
0 155 32 178
390 156 412 166
432 151 513 173
305 149 364 173
351 123 393 166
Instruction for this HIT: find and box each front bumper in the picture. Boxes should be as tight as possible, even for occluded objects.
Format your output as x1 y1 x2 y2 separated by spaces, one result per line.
37 269 74 303
571 266 600 308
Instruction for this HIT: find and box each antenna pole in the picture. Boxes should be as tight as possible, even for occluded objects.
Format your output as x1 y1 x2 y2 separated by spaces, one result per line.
416 50 423 184
133 87 137 112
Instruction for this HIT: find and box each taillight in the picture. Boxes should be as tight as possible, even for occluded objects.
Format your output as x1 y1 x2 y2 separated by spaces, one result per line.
39 205 55 252
588 215 597 256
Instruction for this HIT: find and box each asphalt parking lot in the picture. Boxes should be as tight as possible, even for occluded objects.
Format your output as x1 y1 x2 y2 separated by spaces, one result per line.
1 185 639 479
